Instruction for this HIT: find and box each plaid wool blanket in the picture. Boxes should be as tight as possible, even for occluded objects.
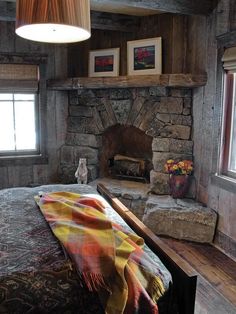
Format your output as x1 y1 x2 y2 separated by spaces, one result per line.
35 191 165 314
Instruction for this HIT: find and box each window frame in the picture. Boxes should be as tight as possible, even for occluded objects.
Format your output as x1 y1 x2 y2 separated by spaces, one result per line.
220 73 236 179
0 54 48 166
211 32 236 192
0 92 40 156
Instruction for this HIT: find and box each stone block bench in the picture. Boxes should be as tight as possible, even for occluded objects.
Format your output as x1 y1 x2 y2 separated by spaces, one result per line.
142 195 217 243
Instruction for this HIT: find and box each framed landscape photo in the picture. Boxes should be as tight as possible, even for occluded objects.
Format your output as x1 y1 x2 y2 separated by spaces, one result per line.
88 48 120 77
127 37 162 76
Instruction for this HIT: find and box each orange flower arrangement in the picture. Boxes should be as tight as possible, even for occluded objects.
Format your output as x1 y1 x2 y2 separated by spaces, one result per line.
164 159 193 175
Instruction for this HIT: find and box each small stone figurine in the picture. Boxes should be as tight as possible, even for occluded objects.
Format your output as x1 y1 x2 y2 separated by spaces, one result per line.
75 158 88 184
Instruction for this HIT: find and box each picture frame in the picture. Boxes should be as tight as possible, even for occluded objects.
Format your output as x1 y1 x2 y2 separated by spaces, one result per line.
88 48 120 77
127 37 162 76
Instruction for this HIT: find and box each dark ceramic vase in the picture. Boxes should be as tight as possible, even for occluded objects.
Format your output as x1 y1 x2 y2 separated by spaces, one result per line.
169 174 190 198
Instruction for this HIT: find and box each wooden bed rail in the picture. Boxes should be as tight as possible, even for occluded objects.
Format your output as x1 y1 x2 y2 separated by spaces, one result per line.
97 183 197 314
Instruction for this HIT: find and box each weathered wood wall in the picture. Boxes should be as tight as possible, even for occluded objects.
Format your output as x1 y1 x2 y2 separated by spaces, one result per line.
68 13 206 77
0 21 68 188
192 0 236 258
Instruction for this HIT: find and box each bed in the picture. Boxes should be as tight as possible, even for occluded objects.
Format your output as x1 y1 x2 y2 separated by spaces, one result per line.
0 183 197 314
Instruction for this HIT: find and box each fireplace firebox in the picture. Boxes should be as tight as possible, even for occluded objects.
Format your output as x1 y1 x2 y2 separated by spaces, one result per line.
99 124 153 182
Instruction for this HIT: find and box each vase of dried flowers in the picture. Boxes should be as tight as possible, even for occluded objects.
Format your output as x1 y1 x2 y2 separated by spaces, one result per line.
164 159 193 198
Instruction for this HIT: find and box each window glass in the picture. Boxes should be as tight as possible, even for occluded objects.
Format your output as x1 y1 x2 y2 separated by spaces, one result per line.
14 96 36 150
14 94 35 101
0 101 15 151
228 78 236 172
0 93 37 153
0 94 13 100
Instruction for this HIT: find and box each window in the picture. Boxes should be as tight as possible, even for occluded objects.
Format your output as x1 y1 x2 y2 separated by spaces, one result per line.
221 47 236 179
0 62 44 160
0 93 38 154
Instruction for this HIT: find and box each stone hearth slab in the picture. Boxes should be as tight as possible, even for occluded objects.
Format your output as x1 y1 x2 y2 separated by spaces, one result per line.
89 178 149 220
143 195 217 243
89 178 217 243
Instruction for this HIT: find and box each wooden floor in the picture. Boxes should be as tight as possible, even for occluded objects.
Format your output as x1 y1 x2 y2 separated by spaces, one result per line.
161 237 236 314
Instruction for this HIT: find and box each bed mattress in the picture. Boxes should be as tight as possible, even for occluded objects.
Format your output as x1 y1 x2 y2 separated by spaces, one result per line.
0 184 172 313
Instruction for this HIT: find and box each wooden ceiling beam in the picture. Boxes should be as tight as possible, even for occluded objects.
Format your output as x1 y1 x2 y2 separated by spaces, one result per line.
91 11 139 32
90 0 215 16
0 0 215 16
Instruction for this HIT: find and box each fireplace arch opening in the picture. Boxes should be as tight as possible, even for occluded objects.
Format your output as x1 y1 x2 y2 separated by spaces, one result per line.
99 124 153 182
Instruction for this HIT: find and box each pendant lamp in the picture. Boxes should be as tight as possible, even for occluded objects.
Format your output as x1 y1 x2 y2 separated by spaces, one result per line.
15 0 91 44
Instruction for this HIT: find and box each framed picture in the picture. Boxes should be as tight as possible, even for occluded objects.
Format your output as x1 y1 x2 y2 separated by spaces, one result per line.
127 37 162 76
88 48 120 77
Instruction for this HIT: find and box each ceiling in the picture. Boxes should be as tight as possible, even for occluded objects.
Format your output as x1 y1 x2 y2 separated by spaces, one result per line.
0 0 216 17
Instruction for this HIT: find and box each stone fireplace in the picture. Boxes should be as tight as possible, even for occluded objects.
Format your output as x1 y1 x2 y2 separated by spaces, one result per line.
60 86 193 194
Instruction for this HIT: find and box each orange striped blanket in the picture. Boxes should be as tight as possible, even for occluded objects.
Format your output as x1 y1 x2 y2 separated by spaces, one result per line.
35 191 165 314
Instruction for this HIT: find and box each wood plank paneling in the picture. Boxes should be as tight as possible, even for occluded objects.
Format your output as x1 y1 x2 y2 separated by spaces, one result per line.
216 0 230 36
68 12 209 77
68 13 192 77
91 11 139 32
171 15 187 73
7 165 33 187
186 15 207 73
0 21 14 52
137 14 177 74
229 0 236 31
0 167 9 188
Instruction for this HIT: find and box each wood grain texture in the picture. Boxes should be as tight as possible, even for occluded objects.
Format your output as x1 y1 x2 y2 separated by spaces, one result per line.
91 0 215 16
216 0 230 36
217 29 236 47
47 74 207 90
162 237 236 309
229 0 236 31
171 15 188 73
1 0 216 15
195 276 236 314
214 230 236 261
91 11 139 32
67 13 207 77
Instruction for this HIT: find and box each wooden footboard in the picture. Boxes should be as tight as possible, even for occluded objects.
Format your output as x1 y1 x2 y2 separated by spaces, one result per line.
97 183 197 314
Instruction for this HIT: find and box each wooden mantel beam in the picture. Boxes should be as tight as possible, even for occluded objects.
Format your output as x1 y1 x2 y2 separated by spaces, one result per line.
0 0 215 16
47 74 208 90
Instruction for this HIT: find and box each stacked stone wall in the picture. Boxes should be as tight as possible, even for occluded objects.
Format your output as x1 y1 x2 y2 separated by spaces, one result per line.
60 87 193 194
